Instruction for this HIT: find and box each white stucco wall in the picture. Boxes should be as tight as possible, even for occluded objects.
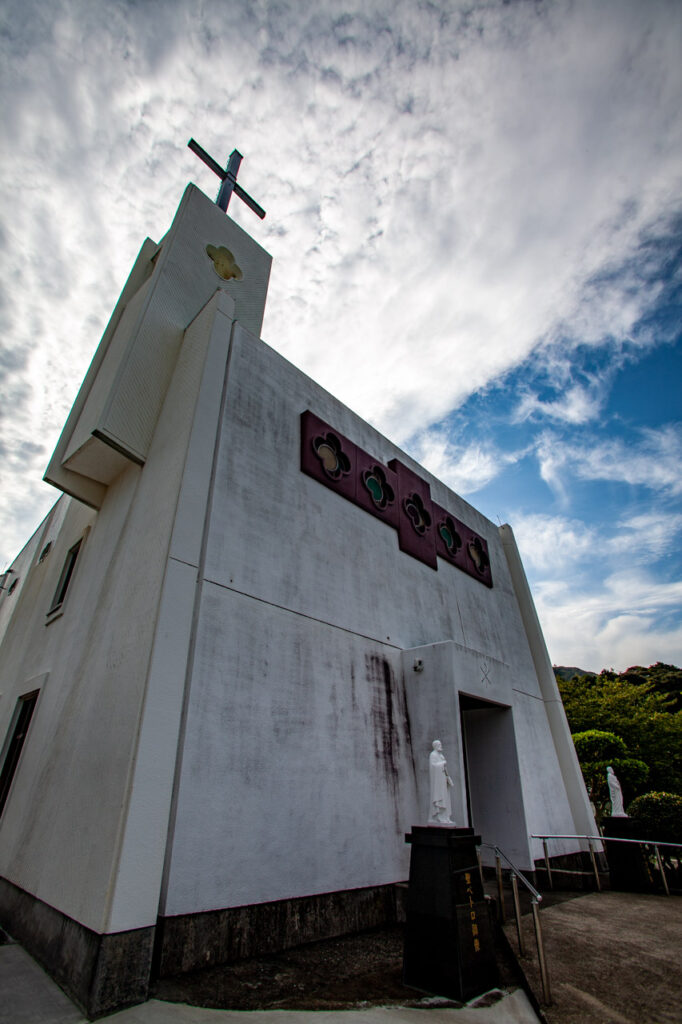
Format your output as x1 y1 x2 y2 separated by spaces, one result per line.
500 524 598 845
163 589 416 915
162 321 588 912
0 288 240 934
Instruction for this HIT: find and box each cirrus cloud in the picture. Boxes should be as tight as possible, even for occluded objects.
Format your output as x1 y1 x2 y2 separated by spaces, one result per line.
0 0 680 674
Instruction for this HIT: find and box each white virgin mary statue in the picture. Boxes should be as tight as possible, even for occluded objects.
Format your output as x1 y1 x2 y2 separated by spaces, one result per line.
607 766 627 817
429 740 455 825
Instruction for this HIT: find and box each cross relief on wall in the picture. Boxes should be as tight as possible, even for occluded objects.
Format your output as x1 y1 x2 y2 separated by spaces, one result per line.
300 410 493 587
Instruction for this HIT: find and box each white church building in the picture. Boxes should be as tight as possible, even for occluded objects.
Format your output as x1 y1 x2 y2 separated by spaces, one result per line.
0 177 596 1017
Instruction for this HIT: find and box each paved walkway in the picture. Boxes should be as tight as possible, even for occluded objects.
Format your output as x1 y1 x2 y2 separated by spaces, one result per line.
503 891 682 1024
85 995 536 1024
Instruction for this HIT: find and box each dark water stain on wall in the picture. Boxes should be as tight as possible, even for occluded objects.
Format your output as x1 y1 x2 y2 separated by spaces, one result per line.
349 662 359 713
365 653 410 791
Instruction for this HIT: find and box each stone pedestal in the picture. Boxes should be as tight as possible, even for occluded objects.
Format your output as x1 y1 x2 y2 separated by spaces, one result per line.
403 826 498 1001
603 817 653 891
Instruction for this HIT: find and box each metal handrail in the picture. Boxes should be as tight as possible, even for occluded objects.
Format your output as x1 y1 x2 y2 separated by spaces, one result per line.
478 842 551 1004
532 833 681 848
531 832 604 890
532 833 679 897
480 842 543 901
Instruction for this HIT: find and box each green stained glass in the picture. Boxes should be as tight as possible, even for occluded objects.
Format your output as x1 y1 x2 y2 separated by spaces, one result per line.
440 525 453 547
366 476 383 501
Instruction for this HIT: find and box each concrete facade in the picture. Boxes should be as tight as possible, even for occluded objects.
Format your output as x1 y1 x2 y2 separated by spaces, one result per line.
0 185 596 1016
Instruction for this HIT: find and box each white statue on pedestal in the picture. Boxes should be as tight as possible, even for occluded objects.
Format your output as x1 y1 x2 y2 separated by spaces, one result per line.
429 740 455 825
607 766 627 817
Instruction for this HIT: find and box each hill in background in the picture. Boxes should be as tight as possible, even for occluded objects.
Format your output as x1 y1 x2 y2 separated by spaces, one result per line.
553 665 596 682
555 662 681 711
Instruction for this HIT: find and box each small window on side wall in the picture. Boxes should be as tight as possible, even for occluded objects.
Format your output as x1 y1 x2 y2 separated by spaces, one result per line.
48 539 82 616
0 691 39 817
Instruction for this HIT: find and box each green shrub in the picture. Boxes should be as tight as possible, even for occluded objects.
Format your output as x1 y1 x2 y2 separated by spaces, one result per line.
572 730 627 763
627 792 682 842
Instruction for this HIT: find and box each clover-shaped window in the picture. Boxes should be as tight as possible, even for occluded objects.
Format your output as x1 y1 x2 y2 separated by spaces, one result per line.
438 516 462 558
206 244 243 281
467 536 490 575
403 493 432 536
312 432 351 480
362 465 395 510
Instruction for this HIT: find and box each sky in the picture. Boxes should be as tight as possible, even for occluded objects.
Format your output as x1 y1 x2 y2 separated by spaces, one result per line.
0 0 680 671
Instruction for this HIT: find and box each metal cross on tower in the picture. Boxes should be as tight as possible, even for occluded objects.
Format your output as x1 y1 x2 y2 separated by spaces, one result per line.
188 138 266 219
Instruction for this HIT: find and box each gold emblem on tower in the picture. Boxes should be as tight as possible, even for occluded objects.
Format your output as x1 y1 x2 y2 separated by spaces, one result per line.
206 244 243 281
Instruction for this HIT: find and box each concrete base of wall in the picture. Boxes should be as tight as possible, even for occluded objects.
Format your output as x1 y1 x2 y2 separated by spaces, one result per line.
0 876 154 1019
155 883 407 977
0 877 406 1016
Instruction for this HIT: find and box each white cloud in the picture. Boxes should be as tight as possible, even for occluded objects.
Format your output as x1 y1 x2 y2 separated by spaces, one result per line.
536 425 682 501
611 510 682 559
0 0 681 570
514 379 607 426
513 507 682 578
411 428 521 495
511 507 682 668
534 571 682 671
511 513 597 572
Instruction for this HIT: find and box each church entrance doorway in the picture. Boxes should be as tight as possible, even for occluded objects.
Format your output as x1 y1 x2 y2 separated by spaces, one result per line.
459 693 529 867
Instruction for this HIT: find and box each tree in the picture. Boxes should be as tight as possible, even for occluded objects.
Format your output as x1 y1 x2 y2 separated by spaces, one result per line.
620 663 682 712
558 668 682 796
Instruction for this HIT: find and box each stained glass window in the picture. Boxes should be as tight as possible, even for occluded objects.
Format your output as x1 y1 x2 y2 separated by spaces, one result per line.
403 493 431 536
311 432 351 480
362 465 395 510
438 516 462 557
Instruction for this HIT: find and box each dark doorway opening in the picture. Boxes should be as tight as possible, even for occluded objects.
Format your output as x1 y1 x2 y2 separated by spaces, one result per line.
459 692 530 867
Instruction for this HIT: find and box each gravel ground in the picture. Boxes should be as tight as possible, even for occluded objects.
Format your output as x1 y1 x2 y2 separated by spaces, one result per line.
151 924 525 1012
